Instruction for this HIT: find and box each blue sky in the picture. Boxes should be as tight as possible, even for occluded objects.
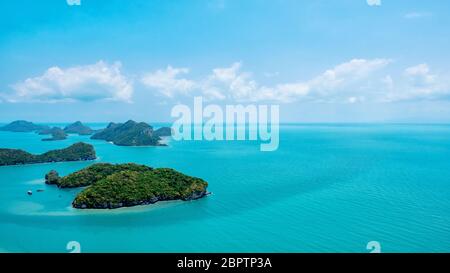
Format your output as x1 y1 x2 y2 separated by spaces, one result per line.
1 0 450 122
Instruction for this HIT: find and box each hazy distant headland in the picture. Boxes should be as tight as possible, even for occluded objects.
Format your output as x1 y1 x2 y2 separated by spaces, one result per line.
0 120 95 141
0 120 48 133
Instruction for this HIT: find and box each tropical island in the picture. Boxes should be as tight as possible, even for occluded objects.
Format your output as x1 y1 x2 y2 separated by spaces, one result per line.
64 121 94 135
91 120 172 146
0 142 96 166
45 163 209 209
39 127 68 141
0 120 48 132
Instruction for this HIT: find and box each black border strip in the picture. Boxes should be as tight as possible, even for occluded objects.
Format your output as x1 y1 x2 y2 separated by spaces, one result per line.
0 253 448 272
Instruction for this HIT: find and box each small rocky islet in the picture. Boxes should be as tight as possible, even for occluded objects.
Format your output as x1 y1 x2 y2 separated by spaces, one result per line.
45 163 209 209
39 127 68 141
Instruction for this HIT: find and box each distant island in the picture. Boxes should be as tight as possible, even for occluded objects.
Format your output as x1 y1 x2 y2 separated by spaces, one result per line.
64 121 94 135
153 126 172 138
0 120 48 132
39 127 68 141
0 142 96 166
45 163 209 209
91 120 172 146
0 120 172 146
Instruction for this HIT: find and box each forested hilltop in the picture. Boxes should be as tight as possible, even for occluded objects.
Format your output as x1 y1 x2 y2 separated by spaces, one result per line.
0 142 96 166
46 163 209 209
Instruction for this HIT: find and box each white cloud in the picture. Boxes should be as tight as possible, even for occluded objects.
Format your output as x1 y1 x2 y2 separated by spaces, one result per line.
67 0 81 6
201 87 227 101
193 62 297 102
307 59 391 98
381 75 394 90
202 62 260 101
140 60 449 104
7 59 450 105
385 64 450 102
141 62 262 102
141 66 195 98
366 0 381 7
272 83 310 102
203 59 390 103
404 12 432 19
348 97 357 103
404 64 436 86
140 59 391 103
8 61 133 103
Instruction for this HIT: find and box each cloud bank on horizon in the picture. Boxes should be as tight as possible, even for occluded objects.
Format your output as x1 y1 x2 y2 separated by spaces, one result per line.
5 59 449 105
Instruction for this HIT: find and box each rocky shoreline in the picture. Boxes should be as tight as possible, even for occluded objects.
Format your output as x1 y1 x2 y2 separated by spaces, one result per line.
73 190 211 209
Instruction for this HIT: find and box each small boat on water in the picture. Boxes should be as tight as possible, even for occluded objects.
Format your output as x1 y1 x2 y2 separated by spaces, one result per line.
27 190 32 195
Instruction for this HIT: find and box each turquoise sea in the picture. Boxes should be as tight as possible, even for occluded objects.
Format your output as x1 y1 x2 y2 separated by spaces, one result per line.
0 123 450 253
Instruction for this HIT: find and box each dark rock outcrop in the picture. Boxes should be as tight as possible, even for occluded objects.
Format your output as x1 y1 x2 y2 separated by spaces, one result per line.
39 127 68 141
45 170 61 185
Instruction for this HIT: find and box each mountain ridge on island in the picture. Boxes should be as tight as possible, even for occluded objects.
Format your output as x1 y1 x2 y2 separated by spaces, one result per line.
45 163 209 209
64 121 94 135
0 142 96 166
91 120 172 146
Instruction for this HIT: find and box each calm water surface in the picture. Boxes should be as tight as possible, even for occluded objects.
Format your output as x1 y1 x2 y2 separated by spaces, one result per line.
0 124 449 252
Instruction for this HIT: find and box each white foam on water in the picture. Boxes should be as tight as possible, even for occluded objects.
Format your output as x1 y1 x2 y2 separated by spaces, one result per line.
25 179 45 185
8 199 184 217
67 200 184 216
